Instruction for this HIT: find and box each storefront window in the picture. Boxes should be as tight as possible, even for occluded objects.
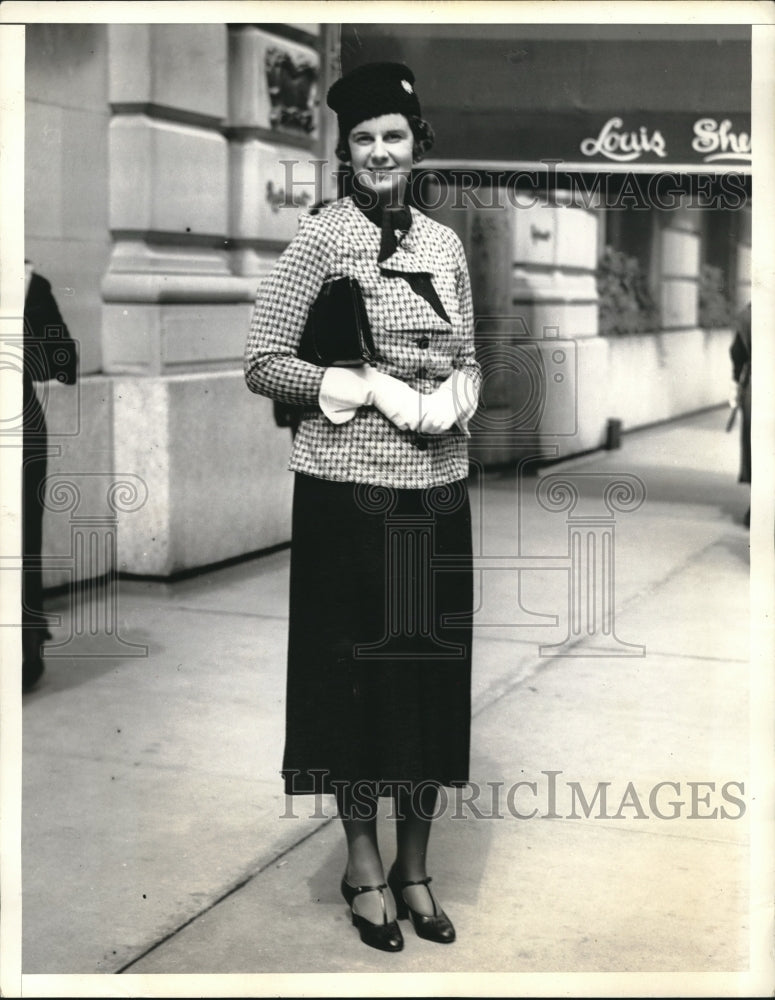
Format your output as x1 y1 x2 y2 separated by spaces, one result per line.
597 205 660 335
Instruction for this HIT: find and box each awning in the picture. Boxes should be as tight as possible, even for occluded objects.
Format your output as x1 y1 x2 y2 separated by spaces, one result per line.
340 24 751 172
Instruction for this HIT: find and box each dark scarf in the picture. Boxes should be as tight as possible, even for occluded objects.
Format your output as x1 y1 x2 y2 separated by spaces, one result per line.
352 190 451 323
352 188 412 262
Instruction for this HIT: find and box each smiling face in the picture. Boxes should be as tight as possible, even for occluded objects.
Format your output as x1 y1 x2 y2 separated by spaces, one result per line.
347 112 414 207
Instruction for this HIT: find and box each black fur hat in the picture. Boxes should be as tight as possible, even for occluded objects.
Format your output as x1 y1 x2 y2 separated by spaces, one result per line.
327 62 421 138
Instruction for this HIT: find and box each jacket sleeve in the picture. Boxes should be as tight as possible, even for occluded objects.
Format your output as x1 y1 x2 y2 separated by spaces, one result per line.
450 236 482 396
244 214 330 406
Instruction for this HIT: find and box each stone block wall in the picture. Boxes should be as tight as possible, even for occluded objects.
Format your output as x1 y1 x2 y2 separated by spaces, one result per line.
111 369 294 576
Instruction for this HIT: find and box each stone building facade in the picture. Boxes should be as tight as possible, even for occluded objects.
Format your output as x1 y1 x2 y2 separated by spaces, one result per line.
26 23 338 582
25 22 751 582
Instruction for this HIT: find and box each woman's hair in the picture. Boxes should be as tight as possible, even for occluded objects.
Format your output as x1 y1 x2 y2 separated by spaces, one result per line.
335 115 435 164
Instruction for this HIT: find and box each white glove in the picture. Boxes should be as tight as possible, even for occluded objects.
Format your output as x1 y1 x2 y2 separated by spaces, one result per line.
319 365 375 424
419 371 479 436
728 379 741 409
366 368 423 432
319 365 423 432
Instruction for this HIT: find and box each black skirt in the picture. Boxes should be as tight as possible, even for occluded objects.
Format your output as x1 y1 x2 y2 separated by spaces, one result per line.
282 473 473 795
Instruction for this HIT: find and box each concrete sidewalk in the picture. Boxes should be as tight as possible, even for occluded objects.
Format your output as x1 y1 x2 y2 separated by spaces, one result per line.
20 408 756 985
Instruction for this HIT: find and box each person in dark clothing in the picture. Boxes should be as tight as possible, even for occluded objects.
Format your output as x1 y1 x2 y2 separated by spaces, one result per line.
729 301 751 527
22 262 78 690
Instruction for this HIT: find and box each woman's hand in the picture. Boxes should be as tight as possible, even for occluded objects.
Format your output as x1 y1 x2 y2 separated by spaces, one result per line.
418 372 478 436
319 366 480 435
418 384 458 434
365 368 422 432
319 365 423 431
319 365 375 423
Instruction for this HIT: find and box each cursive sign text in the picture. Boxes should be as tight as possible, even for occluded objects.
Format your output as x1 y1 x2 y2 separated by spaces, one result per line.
580 117 667 163
692 118 751 163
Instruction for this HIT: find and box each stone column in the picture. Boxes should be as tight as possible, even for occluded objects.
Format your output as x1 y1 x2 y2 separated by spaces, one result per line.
735 204 752 309
658 200 701 330
100 24 332 576
102 24 242 373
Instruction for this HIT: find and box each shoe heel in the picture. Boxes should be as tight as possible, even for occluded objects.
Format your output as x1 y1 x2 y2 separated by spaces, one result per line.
387 866 456 944
341 875 404 953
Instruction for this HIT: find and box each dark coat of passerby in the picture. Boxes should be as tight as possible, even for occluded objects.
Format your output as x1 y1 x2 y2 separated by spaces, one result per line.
729 301 751 526
23 263 78 690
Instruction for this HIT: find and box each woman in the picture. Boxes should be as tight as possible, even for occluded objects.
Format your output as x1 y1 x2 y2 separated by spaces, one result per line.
245 62 480 952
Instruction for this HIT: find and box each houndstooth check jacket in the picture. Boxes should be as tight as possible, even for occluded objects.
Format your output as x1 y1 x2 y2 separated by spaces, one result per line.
244 196 481 488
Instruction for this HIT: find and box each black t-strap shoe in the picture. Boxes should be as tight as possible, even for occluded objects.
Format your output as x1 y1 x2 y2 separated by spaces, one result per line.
340 877 404 952
388 866 456 943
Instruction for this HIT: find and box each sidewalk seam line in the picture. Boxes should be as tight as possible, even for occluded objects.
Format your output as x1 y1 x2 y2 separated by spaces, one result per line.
139 606 288 621
113 817 334 974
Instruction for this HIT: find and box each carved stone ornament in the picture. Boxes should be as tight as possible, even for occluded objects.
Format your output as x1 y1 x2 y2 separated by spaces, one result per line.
265 46 319 134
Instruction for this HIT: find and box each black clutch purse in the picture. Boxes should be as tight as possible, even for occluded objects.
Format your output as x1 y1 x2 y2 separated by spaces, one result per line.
298 276 378 367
